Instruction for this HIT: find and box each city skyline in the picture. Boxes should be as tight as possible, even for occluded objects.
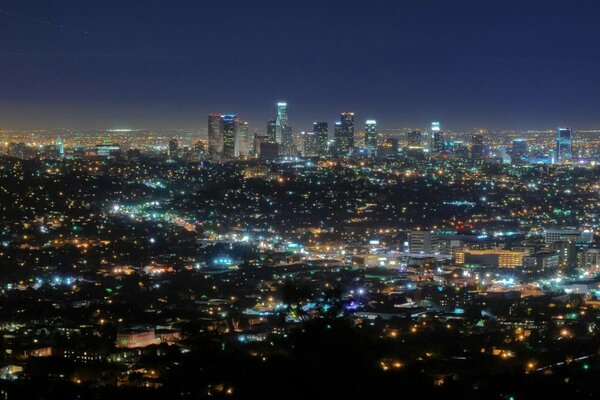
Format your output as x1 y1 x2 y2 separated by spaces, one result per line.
2 2 600 398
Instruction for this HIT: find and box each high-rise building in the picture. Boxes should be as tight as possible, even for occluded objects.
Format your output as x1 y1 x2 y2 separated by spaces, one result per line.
511 138 528 160
431 122 445 154
471 130 485 160
208 114 223 158
282 126 294 155
55 138 65 157
334 112 354 156
556 127 572 163
365 120 377 156
275 102 294 155
313 122 329 156
266 119 277 143
341 112 354 148
222 114 237 159
303 132 321 157
276 102 288 144
168 138 179 159
333 122 343 154
235 120 250 157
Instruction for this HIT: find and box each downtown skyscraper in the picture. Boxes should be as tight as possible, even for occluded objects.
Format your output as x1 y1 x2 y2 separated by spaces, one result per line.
313 122 329 156
266 119 277 143
208 114 239 159
556 127 573 163
275 102 288 144
208 114 223 158
430 122 445 154
334 112 354 156
235 120 250 157
276 102 294 155
222 114 237 159
365 120 377 156
471 130 485 160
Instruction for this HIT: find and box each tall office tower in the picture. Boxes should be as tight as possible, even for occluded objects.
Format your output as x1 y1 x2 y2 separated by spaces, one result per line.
290 130 303 156
282 126 295 155
365 120 377 156
471 130 485 159
208 114 223 158
221 114 237 159
511 138 528 160
266 119 277 143
275 102 295 155
407 130 422 147
168 138 179 158
55 138 65 157
556 127 572 163
313 122 329 156
431 122 445 154
275 102 288 144
303 132 321 157
235 120 250 157
341 112 355 148
333 122 345 156
334 112 354 156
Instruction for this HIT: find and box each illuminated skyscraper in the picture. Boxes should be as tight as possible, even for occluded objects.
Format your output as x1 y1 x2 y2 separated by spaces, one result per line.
208 114 223 158
365 120 377 156
303 131 320 157
276 102 288 144
431 122 445 154
334 112 354 156
235 120 250 157
55 138 64 157
266 119 277 143
275 102 294 155
313 122 329 156
333 122 343 154
511 138 528 160
341 112 354 140
471 130 485 160
282 126 294 155
222 114 237 159
556 127 572 163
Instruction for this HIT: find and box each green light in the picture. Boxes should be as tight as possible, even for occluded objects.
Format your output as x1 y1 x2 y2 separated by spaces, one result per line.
583 363 590 370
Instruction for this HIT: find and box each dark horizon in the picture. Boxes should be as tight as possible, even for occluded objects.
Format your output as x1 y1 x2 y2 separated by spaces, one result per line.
1 1 600 131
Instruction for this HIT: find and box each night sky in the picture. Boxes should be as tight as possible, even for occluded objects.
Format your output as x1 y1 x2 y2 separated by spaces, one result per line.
1 0 600 131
